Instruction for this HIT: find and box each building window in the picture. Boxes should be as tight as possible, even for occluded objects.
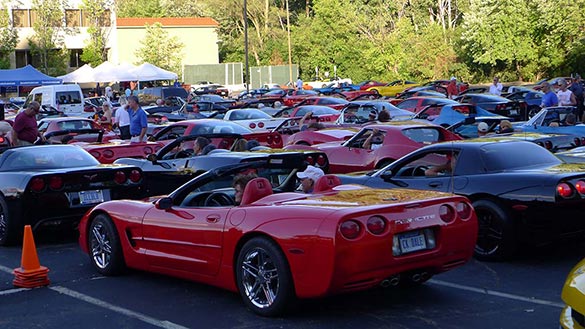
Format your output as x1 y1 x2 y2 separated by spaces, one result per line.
69 49 86 68
12 9 29 27
15 50 32 68
81 9 111 27
65 9 81 27
29 10 37 27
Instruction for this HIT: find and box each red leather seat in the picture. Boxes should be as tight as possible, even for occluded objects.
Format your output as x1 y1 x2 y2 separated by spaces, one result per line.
313 174 342 193
239 177 273 206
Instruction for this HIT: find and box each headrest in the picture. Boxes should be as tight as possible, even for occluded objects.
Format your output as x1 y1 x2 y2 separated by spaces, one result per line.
313 174 342 193
239 177 273 206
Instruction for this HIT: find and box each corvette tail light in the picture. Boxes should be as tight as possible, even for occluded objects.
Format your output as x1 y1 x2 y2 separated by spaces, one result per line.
273 134 281 145
129 170 142 183
575 180 585 195
439 204 455 223
305 155 315 165
143 147 153 155
339 220 361 240
456 202 472 221
30 177 45 192
49 176 64 190
367 216 386 235
249 123 256 129
258 122 264 128
557 183 574 198
114 171 127 184
102 150 114 159
544 141 553 150
574 137 581 146
316 155 327 166
581 137 585 145
89 151 101 159
0 136 5 144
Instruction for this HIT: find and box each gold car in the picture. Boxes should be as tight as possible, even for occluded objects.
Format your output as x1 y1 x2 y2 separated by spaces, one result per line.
561 258 585 329
366 80 419 97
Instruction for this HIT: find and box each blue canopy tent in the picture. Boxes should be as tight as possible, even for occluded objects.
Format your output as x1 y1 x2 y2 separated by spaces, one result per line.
0 65 62 86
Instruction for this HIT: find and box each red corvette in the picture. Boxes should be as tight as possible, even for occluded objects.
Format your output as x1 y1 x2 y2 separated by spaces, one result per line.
286 128 358 146
38 117 119 144
82 119 283 163
293 96 349 110
79 159 477 316
288 123 462 173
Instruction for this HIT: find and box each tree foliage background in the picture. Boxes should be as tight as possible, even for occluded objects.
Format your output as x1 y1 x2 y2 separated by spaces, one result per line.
113 0 585 82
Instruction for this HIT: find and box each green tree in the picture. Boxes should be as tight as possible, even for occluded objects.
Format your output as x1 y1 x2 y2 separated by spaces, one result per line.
80 0 112 67
0 7 18 69
460 0 538 80
29 0 67 75
134 22 184 78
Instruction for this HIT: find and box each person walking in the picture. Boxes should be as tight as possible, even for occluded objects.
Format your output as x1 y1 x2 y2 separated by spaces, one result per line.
12 101 44 146
296 76 303 90
113 98 131 140
540 82 559 108
569 74 584 121
489 77 503 96
447 77 459 99
127 95 147 142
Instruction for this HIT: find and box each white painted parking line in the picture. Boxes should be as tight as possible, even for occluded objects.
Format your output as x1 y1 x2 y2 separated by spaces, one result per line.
429 279 565 308
49 286 189 329
0 288 29 296
0 264 14 275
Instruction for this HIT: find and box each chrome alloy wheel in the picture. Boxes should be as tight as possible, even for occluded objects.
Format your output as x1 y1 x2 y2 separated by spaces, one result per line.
90 223 112 270
240 247 280 309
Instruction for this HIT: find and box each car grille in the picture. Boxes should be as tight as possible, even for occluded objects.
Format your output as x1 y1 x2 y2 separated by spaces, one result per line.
572 308 585 327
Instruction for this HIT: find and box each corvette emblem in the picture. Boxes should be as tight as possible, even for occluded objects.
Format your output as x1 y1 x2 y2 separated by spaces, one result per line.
84 174 98 181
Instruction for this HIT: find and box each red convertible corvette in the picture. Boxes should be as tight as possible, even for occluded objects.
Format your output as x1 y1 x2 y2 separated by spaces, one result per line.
288 123 462 173
79 160 477 316
82 119 283 163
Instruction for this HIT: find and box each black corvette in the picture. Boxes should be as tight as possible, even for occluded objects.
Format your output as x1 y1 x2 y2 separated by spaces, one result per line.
114 134 330 197
339 140 585 260
0 145 144 245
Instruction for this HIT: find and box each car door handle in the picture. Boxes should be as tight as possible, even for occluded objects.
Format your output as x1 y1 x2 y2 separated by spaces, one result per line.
428 182 443 188
206 215 220 223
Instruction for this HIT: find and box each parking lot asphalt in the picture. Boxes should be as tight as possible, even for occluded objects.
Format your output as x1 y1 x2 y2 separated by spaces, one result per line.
0 231 582 329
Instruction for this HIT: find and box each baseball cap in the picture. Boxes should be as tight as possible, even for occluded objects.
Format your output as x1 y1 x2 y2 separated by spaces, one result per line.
450 76 457 81
296 165 325 182
477 122 489 133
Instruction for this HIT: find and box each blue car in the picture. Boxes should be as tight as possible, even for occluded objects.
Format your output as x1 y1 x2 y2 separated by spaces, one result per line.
413 103 507 127
514 106 585 135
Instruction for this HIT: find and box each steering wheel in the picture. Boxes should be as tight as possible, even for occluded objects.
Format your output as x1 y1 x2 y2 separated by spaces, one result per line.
204 192 235 207
412 165 429 176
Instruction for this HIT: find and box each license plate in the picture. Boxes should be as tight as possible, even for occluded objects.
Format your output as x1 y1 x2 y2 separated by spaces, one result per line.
79 190 104 205
398 231 427 254
509 109 518 115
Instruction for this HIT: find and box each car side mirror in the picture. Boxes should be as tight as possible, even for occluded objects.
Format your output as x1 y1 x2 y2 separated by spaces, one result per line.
156 197 173 210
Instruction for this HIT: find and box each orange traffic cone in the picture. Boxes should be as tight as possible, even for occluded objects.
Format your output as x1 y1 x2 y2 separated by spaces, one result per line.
13 225 50 288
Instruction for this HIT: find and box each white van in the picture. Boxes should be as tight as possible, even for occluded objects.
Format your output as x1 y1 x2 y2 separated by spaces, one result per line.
24 84 85 116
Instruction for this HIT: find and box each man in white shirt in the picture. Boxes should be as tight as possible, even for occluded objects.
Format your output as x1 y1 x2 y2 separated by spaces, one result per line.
489 77 503 96
113 103 131 140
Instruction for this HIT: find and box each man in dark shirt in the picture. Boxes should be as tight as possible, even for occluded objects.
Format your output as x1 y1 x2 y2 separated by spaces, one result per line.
12 101 44 146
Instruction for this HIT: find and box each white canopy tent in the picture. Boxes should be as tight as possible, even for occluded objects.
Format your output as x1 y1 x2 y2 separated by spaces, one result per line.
131 63 178 81
57 64 95 83
58 62 178 83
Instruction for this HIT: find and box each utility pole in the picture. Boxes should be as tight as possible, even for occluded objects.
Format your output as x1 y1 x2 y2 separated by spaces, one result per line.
244 0 250 92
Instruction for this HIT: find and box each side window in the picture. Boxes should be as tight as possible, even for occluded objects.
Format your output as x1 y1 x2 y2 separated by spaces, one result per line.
402 128 440 144
56 91 81 104
34 93 43 103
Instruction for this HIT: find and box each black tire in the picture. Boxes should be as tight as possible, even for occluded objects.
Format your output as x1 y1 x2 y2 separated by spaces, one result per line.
0 195 19 246
472 199 516 261
236 237 295 317
88 214 126 276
